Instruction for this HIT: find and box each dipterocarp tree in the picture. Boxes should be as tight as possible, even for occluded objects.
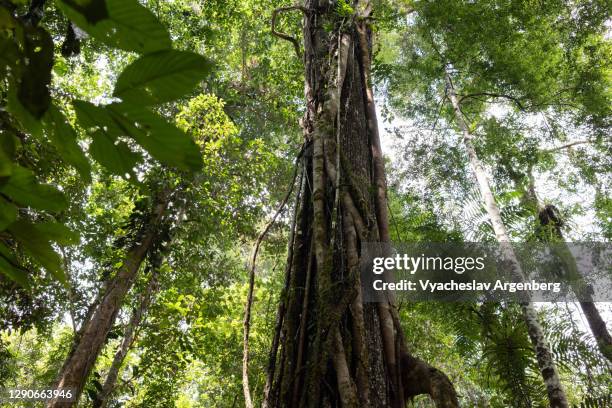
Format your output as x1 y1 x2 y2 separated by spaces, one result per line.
244 1 458 407
478 117 612 363
444 74 569 407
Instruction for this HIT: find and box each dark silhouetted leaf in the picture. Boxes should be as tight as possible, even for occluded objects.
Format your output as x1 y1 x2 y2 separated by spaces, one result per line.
18 26 53 118
57 0 171 54
0 166 67 212
44 105 92 183
114 50 212 105
89 130 141 177
60 0 108 24
0 243 29 288
8 220 67 284
107 104 203 172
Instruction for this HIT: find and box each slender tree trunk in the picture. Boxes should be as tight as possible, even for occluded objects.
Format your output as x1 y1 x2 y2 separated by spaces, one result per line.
263 2 458 407
524 181 612 363
92 269 159 408
445 70 569 408
48 194 169 408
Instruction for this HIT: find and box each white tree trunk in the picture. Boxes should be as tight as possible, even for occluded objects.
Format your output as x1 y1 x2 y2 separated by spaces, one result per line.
445 70 569 408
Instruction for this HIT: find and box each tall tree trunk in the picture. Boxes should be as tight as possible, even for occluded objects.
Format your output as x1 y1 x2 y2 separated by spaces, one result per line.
48 194 169 408
92 269 159 408
445 70 569 408
263 2 458 407
524 180 612 363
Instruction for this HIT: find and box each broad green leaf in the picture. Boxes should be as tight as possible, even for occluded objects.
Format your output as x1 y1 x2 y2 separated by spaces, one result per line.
7 87 43 139
74 101 142 178
17 26 53 118
36 222 80 246
0 197 18 230
0 166 67 212
107 104 203 171
73 100 121 135
89 130 141 177
44 105 92 183
57 0 171 54
0 7 18 30
8 220 67 284
0 249 29 288
0 36 20 80
0 146 12 179
114 50 212 105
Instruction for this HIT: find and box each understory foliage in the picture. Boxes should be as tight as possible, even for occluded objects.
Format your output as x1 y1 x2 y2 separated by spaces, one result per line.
0 0 610 407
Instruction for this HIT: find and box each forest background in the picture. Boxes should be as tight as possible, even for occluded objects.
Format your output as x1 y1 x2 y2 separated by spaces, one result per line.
0 0 610 407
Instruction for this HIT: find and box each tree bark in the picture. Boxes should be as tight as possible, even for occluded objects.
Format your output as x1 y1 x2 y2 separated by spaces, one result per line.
580 300 612 362
524 183 612 363
263 2 458 407
47 194 169 408
445 70 569 408
92 269 159 408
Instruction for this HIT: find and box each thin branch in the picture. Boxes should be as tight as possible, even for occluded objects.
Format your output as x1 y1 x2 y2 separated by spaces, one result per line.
458 92 525 111
242 146 304 408
541 140 593 153
429 93 447 140
271 6 307 60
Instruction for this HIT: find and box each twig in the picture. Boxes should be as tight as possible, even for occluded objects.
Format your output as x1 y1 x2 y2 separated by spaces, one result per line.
540 140 593 153
242 146 304 408
458 92 525 111
271 6 307 60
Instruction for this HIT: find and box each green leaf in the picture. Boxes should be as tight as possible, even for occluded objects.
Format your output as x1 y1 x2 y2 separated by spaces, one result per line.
75 101 202 171
107 104 202 171
0 166 67 212
114 50 212 105
17 26 54 118
36 222 80 246
7 220 67 283
0 128 17 172
44 105 92 183
0 144 13 179
7 86 43 139
0 36 21 80
73 100 127 139
0 247 29 289
92 379 103 392
74 101 141 178
0 196 18 230
89 130 141 177
57 0 172 54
